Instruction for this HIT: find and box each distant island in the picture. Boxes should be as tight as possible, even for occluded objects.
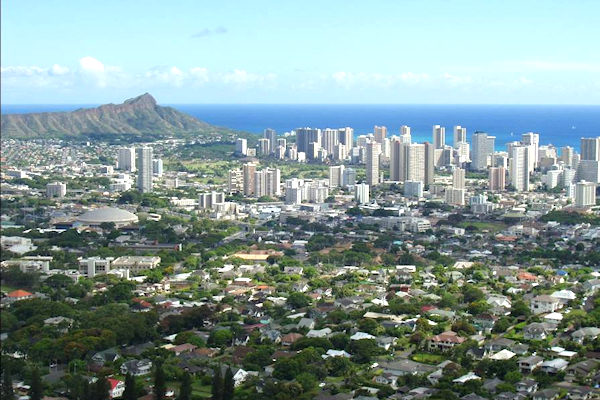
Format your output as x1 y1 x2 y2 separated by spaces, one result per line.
0 93 247 141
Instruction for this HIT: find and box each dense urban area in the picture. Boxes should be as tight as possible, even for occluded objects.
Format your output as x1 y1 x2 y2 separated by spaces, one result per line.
1 125 600 400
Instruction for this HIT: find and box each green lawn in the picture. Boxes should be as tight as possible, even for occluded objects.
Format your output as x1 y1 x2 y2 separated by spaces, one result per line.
458 221 505 233
411 352 446 364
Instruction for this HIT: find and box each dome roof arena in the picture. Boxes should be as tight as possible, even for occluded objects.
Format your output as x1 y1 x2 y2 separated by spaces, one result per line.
76 207 138 226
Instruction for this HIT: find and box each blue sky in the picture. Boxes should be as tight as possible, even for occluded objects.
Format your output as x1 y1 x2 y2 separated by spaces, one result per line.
1 0 599 104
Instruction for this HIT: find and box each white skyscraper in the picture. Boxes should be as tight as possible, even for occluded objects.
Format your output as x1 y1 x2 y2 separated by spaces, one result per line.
471 132 495 171
355 183 370 204
136 146 153 193
366 141 381 186
453 126 467 148
521 132 539 170
374 126 387 144
329 165 345 187
400 125 412 143
338 127 354 154
575 181 596 208
452 168 465 190
117 147 136 172
258 138 270 156
254 167 281 198
433 125 445 149
509 145 530 192
322 128 340 156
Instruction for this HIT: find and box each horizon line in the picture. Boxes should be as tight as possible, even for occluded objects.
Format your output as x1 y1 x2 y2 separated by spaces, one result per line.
2 102 600 107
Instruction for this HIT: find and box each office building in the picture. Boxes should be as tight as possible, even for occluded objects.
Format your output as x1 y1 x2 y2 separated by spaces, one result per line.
117 147 136 171
453 126 467 148
581 137 600 161
329 165 345 187
296 127 321 154
472 132 495 171
575 181 596 208
374 126 387 144
152 158 163 177
509 145 530 192
199 191 225 209
366 141 381 186
452 168 465 190
489 167 506 191
243 162 258 196
404 180 423 198
46 182 67 198
136 146 153 193
424 142 435 186
264 128 277 153
235 138 248 156
433 125 445 149
390 138 404 182
355 183 370 204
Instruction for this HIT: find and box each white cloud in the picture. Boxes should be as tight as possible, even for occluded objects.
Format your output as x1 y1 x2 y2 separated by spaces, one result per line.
145 66 185 86
443 73 472 85
222 69 276 86
331 71 429 87
1 66 46 77
50 64 70 75
508 60 600 72
189 67 209 84
79 56 105 74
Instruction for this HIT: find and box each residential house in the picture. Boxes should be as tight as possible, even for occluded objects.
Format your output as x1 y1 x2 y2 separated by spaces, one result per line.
281 333 304 346
530 295 561 314
428 331 466 352
515 378 538 394
120 359 152 376
518 355 544 374
107 378 125 399
572 327 600 344
532 388 560 400
540 358 569 374
523 322 553 340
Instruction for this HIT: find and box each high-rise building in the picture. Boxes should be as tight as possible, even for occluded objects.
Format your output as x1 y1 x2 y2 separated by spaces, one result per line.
338 127 354 154
509 145 530 192
285 179 303 205
228 169 244 193
235 138 248 156
117 147 136 171
366 141 381 186
400 125 411 143
575 181 596 208
445 187 466 206
521 132 539 170
355 183 370 204
152 158 163 177
342 168 356 187
404 143 425 183
455 142 471 164
199 191 225 209
296 128 321 154
433 125 445 149
136 146 153 193
452 168 465 190
453 126 467 148
581 137 600 161
329 165 345 187
424 142 435 186
254 168 281 198
264 128 277 153
258 138 270 156
577 160 600 183
243 162 258 196
404 180 423 198
46 182 67 198
390 138 405 182
374 126 387 144
471 132 495 171
560 146 574 167
489 167 506 191
322 128 340 156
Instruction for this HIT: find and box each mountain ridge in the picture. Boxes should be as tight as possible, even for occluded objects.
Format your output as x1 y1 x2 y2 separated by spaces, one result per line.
1 93 241 140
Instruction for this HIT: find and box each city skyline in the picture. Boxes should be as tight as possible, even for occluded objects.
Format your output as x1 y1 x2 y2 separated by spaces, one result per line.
2 1 600 104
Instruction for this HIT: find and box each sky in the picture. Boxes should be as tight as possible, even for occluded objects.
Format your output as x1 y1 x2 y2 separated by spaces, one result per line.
1 0 599 104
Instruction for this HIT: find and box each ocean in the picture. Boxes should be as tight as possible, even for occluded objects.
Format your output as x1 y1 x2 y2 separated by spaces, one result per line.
2 104 599 150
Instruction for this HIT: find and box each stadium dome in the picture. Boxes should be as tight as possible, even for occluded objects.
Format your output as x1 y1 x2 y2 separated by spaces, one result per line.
76 207 138 227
